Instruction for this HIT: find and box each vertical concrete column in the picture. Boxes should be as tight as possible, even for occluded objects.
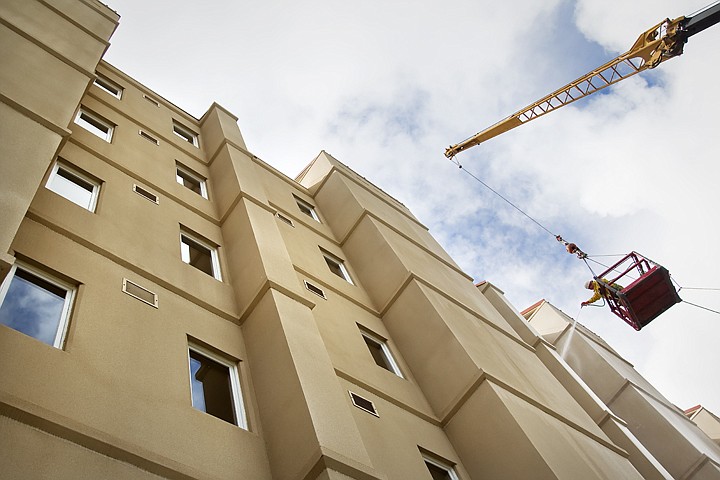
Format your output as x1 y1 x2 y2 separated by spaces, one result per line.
0 0 119 280
201 105 381 479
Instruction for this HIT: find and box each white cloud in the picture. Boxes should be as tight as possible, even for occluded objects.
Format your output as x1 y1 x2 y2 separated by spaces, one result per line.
106 0 720 414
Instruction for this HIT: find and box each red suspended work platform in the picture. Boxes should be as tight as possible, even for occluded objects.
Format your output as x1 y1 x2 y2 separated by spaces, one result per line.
595 252 681 330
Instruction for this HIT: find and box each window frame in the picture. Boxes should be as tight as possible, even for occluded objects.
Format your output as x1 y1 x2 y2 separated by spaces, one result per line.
294 195 320 222
93 74 123 99
180 230 222 281
422 453 460 480
74 107 114 142
176 163 208 199
321 248 353 284
172 121 199 147
359 327 403 378
187 342 247 429
0 262 76 349
46 160 101 212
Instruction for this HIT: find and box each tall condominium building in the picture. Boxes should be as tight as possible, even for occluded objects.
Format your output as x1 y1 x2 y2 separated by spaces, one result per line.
1 1 718 479
523 300 720 479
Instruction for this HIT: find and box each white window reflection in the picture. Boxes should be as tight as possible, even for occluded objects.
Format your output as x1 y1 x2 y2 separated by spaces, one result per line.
180 232 221 280
0 264 75 348
46 162 100 211
187 345 246 428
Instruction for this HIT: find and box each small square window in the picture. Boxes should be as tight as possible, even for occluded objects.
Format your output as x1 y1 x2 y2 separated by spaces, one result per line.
188 343 247 428
180 230 221 280
0 262 75 348
176 163 208 198
173 121 199 147
422 454 460 480
294 195 320 222
93 74 123 99
74 107 114 142
360 327 403 377
46 161 100 211
321 249 353 284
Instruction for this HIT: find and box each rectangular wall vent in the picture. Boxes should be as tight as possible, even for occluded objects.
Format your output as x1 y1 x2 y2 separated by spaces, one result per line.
133 184 159 204
143 94 159 106
122 278 158 308
349 391 378 416
276 213 294 226
304 281 326 299
139 130 159 145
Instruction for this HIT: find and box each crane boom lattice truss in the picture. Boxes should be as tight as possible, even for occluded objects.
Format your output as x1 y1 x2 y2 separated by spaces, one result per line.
445 1 720 158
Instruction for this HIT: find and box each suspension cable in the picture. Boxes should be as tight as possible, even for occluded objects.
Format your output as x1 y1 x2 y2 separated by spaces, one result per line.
448 156 590 260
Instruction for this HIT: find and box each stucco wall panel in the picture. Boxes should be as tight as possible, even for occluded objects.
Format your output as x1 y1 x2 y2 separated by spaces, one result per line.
0 103 62 259
29 155 238 318
0 416 167 480
0 0 110 73
444 381 557 479
310 292 435 417
342 380 468 480
342 215 408 310
243 290 376 480
219 199 301 312
43 0 119 41
2 222 271 479
495 385 643 479
383 280 482 417
422 285 608 436
313 171 366 241
612 386 720 478
0 26 91 128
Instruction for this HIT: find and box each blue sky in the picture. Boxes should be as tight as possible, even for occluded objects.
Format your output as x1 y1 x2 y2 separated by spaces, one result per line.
107 0 720 414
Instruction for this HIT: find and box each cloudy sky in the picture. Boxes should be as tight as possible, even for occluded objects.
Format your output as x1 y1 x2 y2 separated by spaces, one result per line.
106 0 720 414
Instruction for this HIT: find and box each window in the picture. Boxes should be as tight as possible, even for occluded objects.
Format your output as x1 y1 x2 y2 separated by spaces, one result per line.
93 74 123 98
46 161 100 211
74 107 114 141
360 327 403 377
172 121 199 147
180 230 221 280
321 249 353 284
176 163 208 198
423 454 460 480
0 263 75 348
294 195 320 222
188 343 246 428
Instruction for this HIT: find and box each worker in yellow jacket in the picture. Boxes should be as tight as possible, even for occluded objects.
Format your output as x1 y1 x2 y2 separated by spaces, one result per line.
581 279 623 307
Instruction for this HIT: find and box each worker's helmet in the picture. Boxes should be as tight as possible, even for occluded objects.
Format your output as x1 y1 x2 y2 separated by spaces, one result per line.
584 280 594 290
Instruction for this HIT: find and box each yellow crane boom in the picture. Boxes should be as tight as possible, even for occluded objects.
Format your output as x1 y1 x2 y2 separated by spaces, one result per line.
445 2 720 158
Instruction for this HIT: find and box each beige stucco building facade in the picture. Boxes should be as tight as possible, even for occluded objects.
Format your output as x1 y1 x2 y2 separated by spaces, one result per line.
1 1 718 479
523 300 720 479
